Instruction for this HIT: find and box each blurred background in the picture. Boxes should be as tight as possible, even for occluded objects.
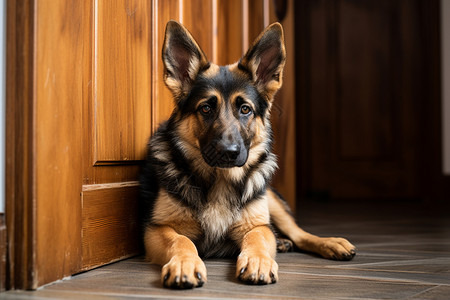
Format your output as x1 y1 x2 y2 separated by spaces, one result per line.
292 0 449 208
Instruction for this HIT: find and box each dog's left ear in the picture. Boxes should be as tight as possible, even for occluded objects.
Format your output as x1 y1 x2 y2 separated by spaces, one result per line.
162 21 209 100
239 23 286 100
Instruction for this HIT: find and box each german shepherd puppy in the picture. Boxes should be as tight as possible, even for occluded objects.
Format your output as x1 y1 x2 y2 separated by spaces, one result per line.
140 21 356 289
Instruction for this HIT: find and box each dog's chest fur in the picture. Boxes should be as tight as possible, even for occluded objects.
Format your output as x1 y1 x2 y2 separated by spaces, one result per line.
198 177 240 246
144 125 276 257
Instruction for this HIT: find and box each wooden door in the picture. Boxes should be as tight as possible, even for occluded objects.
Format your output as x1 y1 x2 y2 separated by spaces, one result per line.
295 0 439 200
7 0 296 289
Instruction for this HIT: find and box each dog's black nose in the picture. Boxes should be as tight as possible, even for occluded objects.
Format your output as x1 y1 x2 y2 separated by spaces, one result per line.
201 141 246 168
224 144 240 160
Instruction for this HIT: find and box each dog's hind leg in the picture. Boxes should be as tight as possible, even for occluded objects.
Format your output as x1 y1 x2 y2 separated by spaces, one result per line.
144 225 207 289
267 188 356 260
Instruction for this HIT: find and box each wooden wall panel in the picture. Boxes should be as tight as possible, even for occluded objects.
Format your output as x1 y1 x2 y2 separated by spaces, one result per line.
151 0 180 129
35 0 84 288
298 0 430 199
269 0 297 210
95 0 152 163
216 0 244 65
81 184 140 270
247 0 266 45
182 0 213 60
338 1 395 159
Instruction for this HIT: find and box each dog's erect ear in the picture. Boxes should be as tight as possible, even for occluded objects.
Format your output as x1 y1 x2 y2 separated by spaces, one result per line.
239 23 286 100
162 21 209 99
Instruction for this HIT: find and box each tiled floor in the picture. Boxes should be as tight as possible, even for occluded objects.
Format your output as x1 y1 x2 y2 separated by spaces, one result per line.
3 202 450 299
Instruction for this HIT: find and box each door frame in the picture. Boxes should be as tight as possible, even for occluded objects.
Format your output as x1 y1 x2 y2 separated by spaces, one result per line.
5 0 36 290
4 0 298 290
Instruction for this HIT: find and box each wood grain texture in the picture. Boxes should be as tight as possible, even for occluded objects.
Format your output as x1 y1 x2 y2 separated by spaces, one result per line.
216 0 244 65
269 0 297 210
5 0 36 289
247 0 265 44
82 0 142 186
34 0 85 287
81 0 148 270
95 0 152 163
81 185 140 271
151 0 180 129
182 0 213 60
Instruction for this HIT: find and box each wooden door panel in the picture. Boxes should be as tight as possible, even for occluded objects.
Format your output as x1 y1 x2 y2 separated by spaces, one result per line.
80 0 152 270
95 0 152 163
81 183 140 270
7 0 297 289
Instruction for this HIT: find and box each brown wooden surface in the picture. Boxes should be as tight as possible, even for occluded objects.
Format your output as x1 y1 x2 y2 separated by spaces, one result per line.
95 0 151 163
5 0 36 289
269 0 296 210
82 0 149 272
0 214 6 291
83 0 146 186
296 0 433 199
216 0 244 65
182 0 214 60
81 184 140 270
5 0 298 290
151 0 180 129
247 0 266 44
81 0 141 186
34 0 85 288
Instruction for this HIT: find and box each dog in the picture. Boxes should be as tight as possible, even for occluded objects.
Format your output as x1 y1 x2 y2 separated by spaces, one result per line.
140 20 356 289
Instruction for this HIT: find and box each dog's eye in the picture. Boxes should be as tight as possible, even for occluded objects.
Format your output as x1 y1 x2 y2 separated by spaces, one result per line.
199 104 212 115
240 105 252 115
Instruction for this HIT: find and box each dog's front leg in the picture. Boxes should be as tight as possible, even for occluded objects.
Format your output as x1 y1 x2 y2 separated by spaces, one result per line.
144 225 206 289
236 225 278 285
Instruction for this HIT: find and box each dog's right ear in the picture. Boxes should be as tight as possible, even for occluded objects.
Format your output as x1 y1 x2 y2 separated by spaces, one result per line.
162 21 209 100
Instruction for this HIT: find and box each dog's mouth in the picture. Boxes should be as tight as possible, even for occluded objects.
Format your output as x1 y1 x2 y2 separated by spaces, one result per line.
201 142 248 168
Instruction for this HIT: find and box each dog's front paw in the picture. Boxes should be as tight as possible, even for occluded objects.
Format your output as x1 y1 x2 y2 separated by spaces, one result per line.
236 251 278 285
317 237 356 261
161 255 207 289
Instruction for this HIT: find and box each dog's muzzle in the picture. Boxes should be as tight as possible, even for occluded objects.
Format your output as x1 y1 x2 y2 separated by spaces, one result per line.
201 140 248 168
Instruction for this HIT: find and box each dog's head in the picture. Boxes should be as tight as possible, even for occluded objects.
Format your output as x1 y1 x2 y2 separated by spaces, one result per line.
162 21 286 169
